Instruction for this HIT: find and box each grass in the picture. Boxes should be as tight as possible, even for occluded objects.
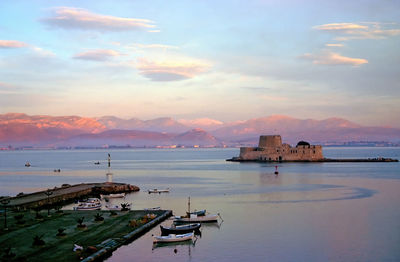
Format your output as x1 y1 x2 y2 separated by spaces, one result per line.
0 210 165 262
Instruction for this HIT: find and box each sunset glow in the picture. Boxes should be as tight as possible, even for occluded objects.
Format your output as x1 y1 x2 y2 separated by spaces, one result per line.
0 0 399 127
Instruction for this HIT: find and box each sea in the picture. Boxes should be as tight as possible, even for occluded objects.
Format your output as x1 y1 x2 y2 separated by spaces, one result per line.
0 147 399 262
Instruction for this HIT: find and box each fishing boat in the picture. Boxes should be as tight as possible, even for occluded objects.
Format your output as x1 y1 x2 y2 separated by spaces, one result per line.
153 233 194 243
105 203 131 211
73 198 101 210
100 193 125 199
175 197 219 224
160 223 201 235
174 214 219 224
186 209 206 216
148 188 170 194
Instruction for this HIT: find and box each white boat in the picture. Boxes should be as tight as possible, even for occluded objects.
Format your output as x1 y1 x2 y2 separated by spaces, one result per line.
174 214 219 223
144 207 161 211
153 232 194 243
100 193 125 199
73 198 101 210
105 203 131 211
148 188 170 194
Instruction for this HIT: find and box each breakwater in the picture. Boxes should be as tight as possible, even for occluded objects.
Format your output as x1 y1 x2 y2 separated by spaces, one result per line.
7 182 140 210
227 157 399 163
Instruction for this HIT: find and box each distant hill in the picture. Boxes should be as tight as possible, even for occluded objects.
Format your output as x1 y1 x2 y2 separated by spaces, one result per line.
211 115 400 145
0 113 399 148
96 116 188 133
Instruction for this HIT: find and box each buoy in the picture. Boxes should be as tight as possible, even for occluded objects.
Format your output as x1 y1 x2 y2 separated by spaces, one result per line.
274 165 279 175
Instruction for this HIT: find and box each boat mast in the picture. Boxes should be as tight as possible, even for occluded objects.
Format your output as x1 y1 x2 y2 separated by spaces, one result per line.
188 197 190 214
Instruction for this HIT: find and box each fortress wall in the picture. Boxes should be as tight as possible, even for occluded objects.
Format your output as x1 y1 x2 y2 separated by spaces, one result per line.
239 136 324 161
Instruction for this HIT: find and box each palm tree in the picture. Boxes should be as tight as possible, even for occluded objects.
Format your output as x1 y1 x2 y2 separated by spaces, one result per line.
76 217 86 228
94 213 104 222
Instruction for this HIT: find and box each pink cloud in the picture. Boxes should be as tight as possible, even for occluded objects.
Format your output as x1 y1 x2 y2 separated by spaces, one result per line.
42 7 156 31
301 51 368 66
0 40 28 48
314 22 400 40
136 58 210 81
73 49 121 61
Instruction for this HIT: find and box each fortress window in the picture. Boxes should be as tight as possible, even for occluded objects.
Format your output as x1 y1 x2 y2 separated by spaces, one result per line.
313 150 315 154
303 150 305 154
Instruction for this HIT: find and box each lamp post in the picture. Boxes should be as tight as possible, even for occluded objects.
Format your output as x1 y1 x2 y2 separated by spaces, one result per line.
1 198 10 230
44 189 53 216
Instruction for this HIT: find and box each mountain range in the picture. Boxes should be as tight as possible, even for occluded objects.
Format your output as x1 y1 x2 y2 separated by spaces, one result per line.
0 113 399 148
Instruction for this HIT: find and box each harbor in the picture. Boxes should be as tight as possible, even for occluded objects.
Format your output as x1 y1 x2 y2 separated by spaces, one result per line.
1 148 399 262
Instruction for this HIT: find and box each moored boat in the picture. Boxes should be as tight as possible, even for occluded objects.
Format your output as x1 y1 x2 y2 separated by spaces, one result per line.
144 207 161 211
160 223 201 235
73 198 101 210
105 203 131 211
100 193 125 199
153 232 194 243
148 188 170 194
174 214 219 224
186 209 206 216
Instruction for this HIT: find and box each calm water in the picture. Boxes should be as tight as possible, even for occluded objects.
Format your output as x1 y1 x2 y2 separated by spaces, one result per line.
1 147 400 262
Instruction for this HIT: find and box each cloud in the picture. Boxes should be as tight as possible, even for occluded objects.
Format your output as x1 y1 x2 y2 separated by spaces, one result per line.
301 51 368 66
32 47 55 57
73 49 121 61
314 22 400 40
325 43 344 47
0 40 28 48
136 57 210 81
314 23 368 31
42 7 156 31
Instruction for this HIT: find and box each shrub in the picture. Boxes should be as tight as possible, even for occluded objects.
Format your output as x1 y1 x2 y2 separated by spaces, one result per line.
56 228 66 237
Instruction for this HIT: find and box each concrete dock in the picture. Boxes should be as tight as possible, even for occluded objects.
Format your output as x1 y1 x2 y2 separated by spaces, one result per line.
6 182 140 210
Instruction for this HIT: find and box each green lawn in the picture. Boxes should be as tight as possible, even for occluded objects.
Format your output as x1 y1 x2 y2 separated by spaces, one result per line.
0 209 164 261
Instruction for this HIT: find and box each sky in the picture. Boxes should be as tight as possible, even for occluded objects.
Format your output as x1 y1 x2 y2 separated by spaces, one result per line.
0 0 399 127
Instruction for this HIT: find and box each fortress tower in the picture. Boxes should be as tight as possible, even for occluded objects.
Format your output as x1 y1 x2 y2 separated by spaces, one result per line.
258 135 282 148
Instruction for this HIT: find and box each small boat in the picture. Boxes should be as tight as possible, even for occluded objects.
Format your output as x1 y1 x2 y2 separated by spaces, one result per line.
186 209 206 217
148 188 170 194
25 162 31 167
144 207 161 211
94 161 100 165
161 223 201 235
73 198 101 210
153 233 194 243
105 203 131 211
174 214 219 224
100 193 125 199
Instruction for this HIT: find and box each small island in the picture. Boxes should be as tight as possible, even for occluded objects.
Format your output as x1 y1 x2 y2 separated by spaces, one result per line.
227 135 398 162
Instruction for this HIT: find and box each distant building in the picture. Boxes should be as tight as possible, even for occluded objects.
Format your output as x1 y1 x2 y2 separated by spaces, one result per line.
239 135 323 161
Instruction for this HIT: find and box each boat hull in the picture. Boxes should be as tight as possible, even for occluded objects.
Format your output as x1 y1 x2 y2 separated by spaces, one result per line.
153 233 194 243
174 214 218 224
160 223 201 235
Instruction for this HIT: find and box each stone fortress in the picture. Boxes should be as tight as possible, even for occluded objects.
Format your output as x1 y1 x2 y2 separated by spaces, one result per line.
238 135 324 161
